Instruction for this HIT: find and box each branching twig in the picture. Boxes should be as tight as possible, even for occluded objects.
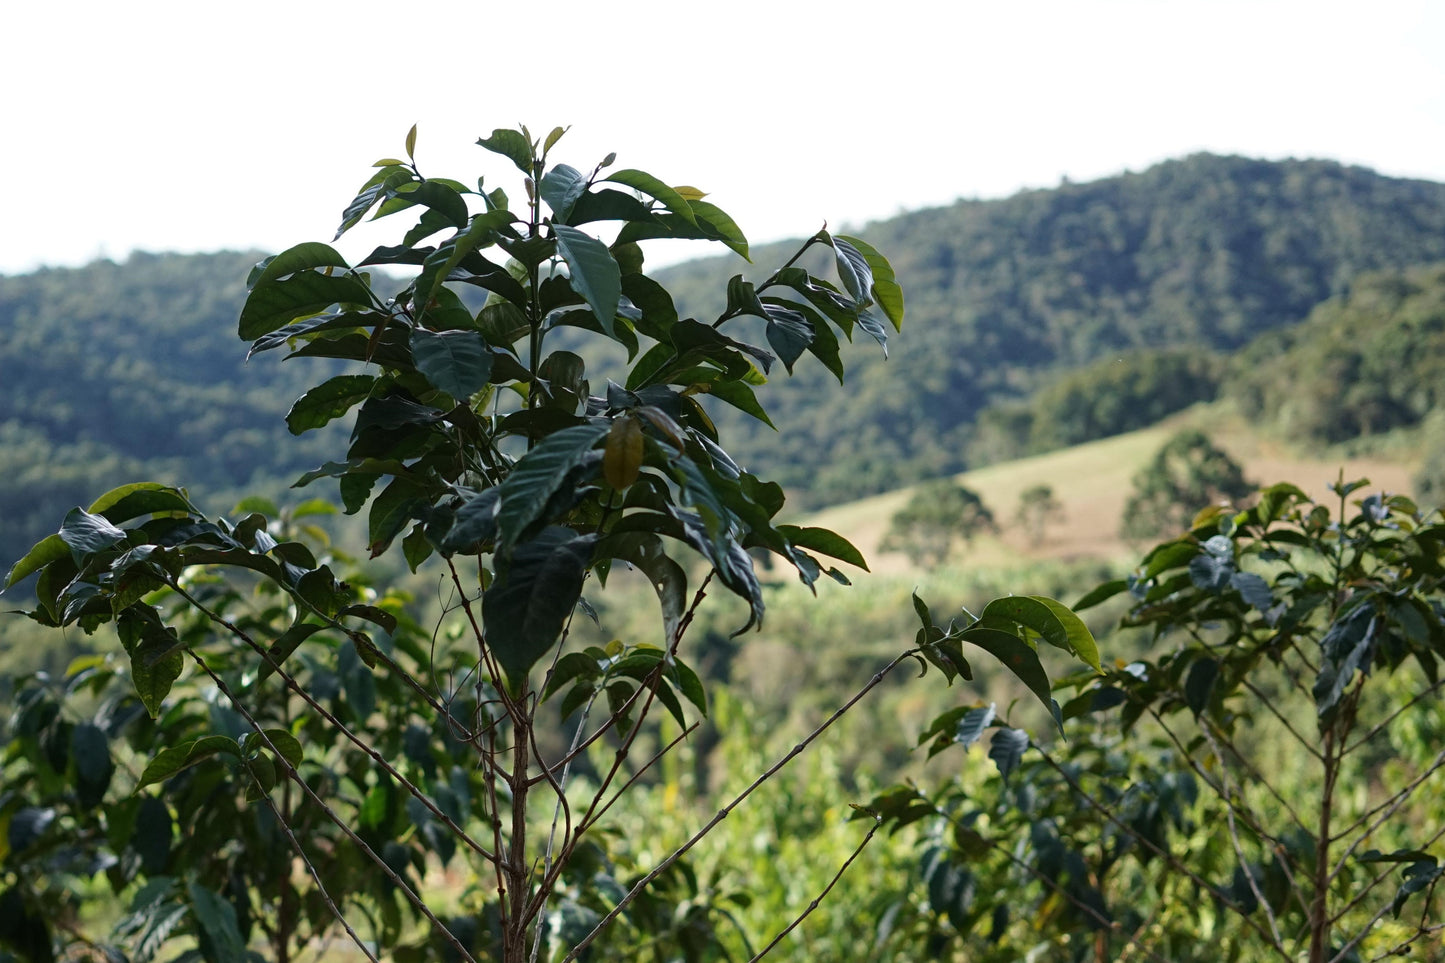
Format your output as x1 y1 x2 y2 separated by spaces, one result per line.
559 648 919 962
745 811 880 962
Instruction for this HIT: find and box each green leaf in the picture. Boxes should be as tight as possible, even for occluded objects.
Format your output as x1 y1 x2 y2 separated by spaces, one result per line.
1073 578 1127 612
89 483 194 523
541 163 588 221
405 123 418 159
603 169 697 223
239 271 373 340
554 225 621 334
698 377 775 428
764 305 813 373
410 329 493 399
477 128 534 173
955 703 996 749
59 507 126 555
133 796 173 874
959 626 1061 732
777 525 868 570
494 423 608 559
988 727 1030 782
117 608 185 718
690 200 749 259
483 527 596 688
247 242 350 291
71 722 114 809
4 534 68 589
258 622 324 681
1184 657 1219 716
596 532 688 647
187 882 248 963
979 595 1101 671
244 728 303 768
831 236 874 305
135 736 243 791
837 234 904 329
286 374 376 434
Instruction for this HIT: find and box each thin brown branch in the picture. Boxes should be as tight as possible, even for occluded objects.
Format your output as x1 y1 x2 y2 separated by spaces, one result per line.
165 576 499 866
745 811 880 962
185 648 478 963
1034 747 1291 957
560 648 918 962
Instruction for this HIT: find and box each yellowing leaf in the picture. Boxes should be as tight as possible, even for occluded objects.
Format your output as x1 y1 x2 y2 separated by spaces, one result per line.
603 416 644 490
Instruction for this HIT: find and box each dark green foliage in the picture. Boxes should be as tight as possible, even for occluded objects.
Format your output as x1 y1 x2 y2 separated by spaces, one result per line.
880 481 997 566
871 480 1445 961
973 348 1224 463
1225 261 1445 445
1120 429 1252 540
0 126 1092 963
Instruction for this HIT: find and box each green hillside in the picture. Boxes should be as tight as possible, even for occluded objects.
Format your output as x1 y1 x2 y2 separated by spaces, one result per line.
0 252 347 572
659 154 1445 502
5 155 1445 573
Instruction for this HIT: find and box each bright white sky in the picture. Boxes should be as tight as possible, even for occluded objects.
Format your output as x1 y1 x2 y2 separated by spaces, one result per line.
3 0 1443 276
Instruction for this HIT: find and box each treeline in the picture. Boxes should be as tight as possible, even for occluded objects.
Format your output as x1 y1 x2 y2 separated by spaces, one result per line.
659 153 1445 502
7 155 1445 568
0 252 346 570
1225 262 1445 442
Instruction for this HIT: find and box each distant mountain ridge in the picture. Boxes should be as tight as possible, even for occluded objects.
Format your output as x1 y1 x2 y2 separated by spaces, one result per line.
5 154 1445 571
656 153 1445 502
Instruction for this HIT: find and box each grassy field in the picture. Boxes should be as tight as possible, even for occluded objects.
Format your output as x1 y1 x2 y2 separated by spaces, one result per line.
806 405 1420 576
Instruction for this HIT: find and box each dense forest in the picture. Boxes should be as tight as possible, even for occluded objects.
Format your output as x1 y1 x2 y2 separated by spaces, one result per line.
5 155 1445 568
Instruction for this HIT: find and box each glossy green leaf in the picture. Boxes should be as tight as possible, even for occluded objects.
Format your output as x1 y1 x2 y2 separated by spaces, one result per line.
244 728 303 768
410 329 493 399
959 626 1061 732
258 622 324 681
494 423 608 559
979 595 1101 671
135 736 242 791
603 169 697 223
247 242 350 291
477 128 533 173
596 531 688 647
483 527 596 688
541 163 588 220
187 882 248 963
4 534 67 589
554 225 621 334
837 234 904 329
59 508 126 555
831 236 874 305
988 727 1030 782
777 525 868 570
238 272 373 340
955 703 996 749
286 374 375 434
88 482 194 523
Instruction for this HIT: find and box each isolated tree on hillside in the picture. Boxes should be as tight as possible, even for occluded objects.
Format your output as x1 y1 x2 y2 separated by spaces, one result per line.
1014 483 1065 546
1121 429 1251 540
881 480 998 566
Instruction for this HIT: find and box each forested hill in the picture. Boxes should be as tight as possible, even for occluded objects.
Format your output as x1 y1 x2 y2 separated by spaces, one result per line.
4 155 1445 571
0 252 345 572
657 154 1445 503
